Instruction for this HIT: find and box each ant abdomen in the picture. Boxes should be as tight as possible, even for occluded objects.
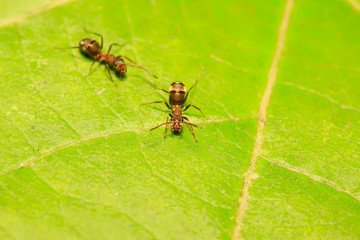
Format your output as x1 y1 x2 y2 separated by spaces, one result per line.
169 81 186 105
79 38 100 56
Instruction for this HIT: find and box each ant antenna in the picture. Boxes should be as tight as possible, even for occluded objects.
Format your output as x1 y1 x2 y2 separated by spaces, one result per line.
126 63 158 79
54 46 79 49
83 28 103 49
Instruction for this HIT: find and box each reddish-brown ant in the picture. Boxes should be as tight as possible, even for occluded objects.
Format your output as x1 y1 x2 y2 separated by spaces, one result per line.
56 29 157 85
142 81 204 142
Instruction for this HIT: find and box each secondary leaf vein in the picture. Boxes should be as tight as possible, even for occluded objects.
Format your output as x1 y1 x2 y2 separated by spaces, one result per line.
282 82 360 112
346 0 360 12
16 23 82 138
0 117 252 176
262 156 360 202
63 18 123 119
0 0 76 28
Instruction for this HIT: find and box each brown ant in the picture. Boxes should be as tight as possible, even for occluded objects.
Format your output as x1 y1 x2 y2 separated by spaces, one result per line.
142 81 204 142
56 29 157 85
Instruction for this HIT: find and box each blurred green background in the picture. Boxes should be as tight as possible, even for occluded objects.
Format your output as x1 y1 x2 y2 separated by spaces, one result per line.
0 0 359 239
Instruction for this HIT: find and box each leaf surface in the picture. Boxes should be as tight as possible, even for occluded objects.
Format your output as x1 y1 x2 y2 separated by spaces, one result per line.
0 0 359 239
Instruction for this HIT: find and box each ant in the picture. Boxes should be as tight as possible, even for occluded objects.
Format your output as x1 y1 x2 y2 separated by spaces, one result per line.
142 81 204 143
56 29 157 85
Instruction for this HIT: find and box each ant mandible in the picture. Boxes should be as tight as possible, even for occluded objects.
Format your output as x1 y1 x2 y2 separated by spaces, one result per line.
142 81 204 143
56 29 157 85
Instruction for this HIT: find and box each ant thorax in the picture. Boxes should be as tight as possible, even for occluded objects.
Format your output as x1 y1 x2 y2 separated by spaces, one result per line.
172 105 182 115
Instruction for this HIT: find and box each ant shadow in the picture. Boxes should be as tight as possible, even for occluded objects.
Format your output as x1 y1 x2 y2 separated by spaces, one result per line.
145 106 169 113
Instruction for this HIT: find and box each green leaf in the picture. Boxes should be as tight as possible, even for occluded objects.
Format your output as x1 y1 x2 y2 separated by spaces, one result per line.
0 0 359 239
0 0 58 26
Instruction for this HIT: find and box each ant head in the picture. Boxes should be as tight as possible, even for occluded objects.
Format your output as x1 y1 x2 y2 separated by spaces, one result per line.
113 57 127 76
79 38 100 56
171 119 183 134
169 81 186 105
171 126 182 134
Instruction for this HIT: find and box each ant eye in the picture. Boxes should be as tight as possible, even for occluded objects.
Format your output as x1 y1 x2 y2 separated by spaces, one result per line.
114 61 118 66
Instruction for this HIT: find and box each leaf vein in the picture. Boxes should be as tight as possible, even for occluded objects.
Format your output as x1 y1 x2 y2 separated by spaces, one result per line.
0 116 252 177
0 225 15 240
346 0 360 12
0 0 76 28
27 169 158 239
231 0 294 239
282 82 360 113
16 23 82 138
135 134 233 210
262 156 360 202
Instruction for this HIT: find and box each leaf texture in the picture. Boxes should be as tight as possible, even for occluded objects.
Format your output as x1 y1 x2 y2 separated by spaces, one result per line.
0 0 359 239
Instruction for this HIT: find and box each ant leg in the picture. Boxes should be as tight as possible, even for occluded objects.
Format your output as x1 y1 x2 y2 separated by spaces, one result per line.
156 89 170 94
105 63 116 86
84 28 103 49
164 113 173 139
117 55 135 63
183 104 205 117
126 63 158 79
183 122 198 128
181 80 198 104
150 122 172 132
107 43 126 54
183 116 198 143
141 101 171 110
84 59 97 78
